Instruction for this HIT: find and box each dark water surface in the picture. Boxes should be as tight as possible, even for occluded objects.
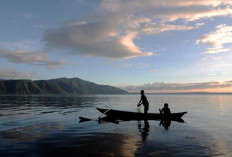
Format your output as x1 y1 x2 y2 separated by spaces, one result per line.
0 94 232 157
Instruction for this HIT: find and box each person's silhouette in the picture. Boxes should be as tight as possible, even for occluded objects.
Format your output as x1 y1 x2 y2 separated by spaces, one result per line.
137 90 149 115
160 103 171 119
159 103 172 130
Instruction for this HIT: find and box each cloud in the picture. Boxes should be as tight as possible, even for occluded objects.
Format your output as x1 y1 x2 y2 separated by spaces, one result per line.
43 0 232 59
208 74 217 76
174 0 232 7
202 56 222 61
141 23 194 35
119 62 147 69
44 16 153 59
164 7 232 22
122 81 232 92
0 49 68 69
194 52 232 77
23 13 36 19
149 69 157 73
100 0 232 22
0 68 35 79
196 24 232 54
214 63 231 67
0 40 42 52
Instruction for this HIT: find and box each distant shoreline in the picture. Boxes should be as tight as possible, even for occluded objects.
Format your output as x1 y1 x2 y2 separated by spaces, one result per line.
1 92 232 96
129 92 232 95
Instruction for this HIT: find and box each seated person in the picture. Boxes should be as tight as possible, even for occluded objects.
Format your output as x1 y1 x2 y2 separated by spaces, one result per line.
160 103 171 119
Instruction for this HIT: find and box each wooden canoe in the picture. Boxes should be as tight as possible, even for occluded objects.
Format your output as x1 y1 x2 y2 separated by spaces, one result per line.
96 108 187 122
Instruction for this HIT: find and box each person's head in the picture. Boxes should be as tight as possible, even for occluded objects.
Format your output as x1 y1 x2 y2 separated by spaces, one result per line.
140 90 144 95
164 103 168 108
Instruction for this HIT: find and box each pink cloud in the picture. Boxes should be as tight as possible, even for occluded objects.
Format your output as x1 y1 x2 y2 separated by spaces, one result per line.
120 32 152 58
44 0 232 59
196 24 232 54
0 49 68 69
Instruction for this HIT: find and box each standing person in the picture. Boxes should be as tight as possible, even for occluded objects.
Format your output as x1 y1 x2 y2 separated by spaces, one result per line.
137 90 149 115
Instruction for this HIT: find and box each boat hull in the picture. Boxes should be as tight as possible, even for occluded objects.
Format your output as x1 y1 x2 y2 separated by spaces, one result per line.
97 108 187 122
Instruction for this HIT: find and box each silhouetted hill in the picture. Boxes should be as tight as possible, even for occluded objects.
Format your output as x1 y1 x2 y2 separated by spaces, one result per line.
0 78 128 94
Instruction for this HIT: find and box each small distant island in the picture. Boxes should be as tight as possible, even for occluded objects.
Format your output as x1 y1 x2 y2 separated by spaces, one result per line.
0 77 128 95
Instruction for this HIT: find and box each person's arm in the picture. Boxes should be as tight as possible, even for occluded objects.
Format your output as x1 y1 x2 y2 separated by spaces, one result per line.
137 97 142 107
159 108 164 115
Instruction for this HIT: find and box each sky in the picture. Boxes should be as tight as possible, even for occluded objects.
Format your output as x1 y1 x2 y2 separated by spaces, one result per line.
1 0 232 93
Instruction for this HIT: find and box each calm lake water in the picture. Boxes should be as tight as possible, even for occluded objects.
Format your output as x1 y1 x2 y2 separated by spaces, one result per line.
0 94 232 157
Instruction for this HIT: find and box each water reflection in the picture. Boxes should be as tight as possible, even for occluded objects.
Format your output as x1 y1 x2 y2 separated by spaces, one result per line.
0 95 105 122
0 95 105 108
159 119 171 130
138 120 150 141
1 94 232 156
0 122 64 142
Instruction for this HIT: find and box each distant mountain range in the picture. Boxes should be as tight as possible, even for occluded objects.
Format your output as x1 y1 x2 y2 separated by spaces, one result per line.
0 77 128 94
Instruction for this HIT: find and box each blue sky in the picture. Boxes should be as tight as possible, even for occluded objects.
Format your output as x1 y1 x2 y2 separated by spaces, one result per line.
1 0 232 92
